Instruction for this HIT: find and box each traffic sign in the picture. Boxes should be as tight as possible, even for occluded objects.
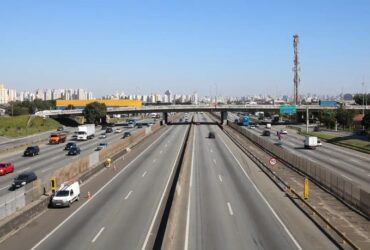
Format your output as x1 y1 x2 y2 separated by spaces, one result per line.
269 158 277 166
279 105 297 114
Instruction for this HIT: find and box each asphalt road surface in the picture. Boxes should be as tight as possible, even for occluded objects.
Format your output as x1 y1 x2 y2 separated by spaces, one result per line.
246 124 370 190
29 124 188 250
185 113 336 250
0 119 154 196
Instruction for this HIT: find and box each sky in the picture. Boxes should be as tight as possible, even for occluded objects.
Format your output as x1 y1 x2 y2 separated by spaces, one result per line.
1 0 370 97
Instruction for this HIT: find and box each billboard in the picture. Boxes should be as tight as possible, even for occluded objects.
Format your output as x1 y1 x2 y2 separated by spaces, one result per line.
279 105 297 114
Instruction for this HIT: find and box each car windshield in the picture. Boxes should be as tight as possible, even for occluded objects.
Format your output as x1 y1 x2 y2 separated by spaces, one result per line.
98 143 107 146
26 147 34 151
55 190 69 197
16 174 28 180
77 131 86 135
0 164 6 168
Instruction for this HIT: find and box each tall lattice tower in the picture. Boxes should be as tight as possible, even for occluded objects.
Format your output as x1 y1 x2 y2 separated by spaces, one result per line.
293 34 300 105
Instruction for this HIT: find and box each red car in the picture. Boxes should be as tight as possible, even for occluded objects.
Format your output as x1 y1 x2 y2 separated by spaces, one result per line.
0 162 14 175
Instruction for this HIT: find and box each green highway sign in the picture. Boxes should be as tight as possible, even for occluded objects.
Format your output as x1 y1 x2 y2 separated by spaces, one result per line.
279 105 297 114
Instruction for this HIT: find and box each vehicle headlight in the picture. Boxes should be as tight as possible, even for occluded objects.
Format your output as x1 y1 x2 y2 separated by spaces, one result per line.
21 181 26 185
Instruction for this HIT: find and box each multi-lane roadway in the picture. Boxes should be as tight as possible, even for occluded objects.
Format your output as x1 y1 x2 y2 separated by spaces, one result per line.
0 113 337 249
243 122 370 189
0 119 151 196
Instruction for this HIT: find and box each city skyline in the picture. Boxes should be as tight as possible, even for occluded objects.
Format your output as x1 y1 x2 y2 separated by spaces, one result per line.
0 1 369 96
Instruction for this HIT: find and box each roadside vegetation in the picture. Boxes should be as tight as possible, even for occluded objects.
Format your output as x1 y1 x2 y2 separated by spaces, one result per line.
0 115 60 138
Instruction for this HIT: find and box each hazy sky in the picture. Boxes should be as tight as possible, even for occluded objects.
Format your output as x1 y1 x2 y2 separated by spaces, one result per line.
1 0 370 97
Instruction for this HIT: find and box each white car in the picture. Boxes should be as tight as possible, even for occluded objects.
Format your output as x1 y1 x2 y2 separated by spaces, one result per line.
99 133 107 139
115 128 122 133
280 129 288 134
51 181 80 207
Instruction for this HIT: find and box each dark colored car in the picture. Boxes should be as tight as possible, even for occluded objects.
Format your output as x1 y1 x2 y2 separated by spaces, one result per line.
57 126 64 131
106 127 113 133
23 146 40 157
262 130 271 136
0 162 14 175
136 123 143 128
208 132 215 139
68 146 81 155
123 131 132 138
65 142 77 151
12 171 37 189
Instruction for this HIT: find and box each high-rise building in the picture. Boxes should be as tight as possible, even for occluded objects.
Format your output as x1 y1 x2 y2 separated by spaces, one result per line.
0 84 8 104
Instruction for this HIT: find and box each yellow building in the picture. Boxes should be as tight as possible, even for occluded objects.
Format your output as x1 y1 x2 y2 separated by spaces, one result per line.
56 99 142 109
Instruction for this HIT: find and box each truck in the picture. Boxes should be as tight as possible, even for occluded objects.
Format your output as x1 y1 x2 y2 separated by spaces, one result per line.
49 132 67 144
242 116 250 126
304 136 318 149
76 124 95 141
319 100 337 107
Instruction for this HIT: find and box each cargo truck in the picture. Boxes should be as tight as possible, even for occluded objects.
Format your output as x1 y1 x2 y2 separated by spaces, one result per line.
49 133 67 144
242 116 250 126
304 136 318 149
76 124 95 141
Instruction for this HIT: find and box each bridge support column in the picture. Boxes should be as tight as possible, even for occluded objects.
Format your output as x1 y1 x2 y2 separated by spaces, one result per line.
163 112 168 124
221 111 228 125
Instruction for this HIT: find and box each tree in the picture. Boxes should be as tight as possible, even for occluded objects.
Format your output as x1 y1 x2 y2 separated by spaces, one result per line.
353 94 370 105
363 112 370 130
319 110 336 129
335 107 354 129
83 102 107 124
66 104 75 110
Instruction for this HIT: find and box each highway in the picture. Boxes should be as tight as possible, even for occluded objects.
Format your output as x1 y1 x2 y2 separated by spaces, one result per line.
244 123 370 189
185 113 335 249
0 113 337 249
0 119 153 196
25 123 188 250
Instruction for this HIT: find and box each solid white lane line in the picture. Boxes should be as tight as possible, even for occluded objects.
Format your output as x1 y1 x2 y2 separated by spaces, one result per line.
329 158 339 163
142 126 188 250
91 227 105 243
185 127 196 250
227 202 234 216
341 174 353 181
124 191 133 200
142 171 147 177
218 175 223 183
349 158 360 164
16 167 30 173
41 166 55 173
0 185 10 191
30 126 174 250
213 159 217 164
219 135 303 250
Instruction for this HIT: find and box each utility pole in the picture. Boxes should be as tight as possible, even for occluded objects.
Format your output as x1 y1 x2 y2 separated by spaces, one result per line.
293 34 300 105
362 81 365 131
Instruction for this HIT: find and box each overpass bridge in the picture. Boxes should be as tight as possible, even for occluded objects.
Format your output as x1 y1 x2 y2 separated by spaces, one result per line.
35 105 363 122
35 104 365 124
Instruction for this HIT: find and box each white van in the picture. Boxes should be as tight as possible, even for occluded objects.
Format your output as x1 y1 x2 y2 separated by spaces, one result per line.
52 181 80 207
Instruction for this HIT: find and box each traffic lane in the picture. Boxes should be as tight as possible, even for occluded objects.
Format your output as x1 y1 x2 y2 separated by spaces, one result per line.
266 126 370 165
0 124 171 250
213 122 337 250
189 123 298 250
190 124 246 249
246 126 370 188
32 125 188 250
253 125 370 165
0 127 141 195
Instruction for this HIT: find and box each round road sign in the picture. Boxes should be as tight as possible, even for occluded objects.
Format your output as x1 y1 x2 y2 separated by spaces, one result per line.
269 158 277 166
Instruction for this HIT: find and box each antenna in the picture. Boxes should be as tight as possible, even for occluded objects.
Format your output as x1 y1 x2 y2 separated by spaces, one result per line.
293 34 300 105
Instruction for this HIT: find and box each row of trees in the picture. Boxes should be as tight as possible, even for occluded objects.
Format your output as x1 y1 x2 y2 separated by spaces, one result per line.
6 99 56 116
319 108 370 130
353 93 370 105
